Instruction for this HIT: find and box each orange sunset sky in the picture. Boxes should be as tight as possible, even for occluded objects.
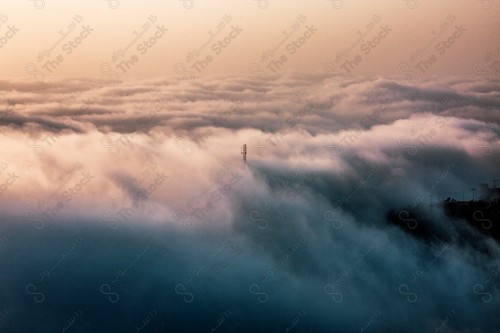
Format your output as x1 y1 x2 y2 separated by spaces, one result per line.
0 0 498 80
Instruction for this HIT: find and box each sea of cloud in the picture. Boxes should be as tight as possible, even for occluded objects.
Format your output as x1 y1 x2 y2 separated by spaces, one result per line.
0 74 499 332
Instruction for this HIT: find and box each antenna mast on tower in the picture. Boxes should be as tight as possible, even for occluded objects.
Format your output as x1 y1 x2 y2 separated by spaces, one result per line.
241 144 247 162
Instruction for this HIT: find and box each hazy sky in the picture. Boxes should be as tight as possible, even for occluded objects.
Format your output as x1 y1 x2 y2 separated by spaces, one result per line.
1 0 499 80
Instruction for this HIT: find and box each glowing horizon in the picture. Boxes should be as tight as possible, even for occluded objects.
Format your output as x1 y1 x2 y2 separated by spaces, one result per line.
0 0 498 81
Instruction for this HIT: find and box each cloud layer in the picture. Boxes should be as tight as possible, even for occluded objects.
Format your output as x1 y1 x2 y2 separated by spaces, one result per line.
0 75 499 332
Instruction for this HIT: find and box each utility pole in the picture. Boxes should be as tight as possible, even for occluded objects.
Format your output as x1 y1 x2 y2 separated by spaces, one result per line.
472 188 476 201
